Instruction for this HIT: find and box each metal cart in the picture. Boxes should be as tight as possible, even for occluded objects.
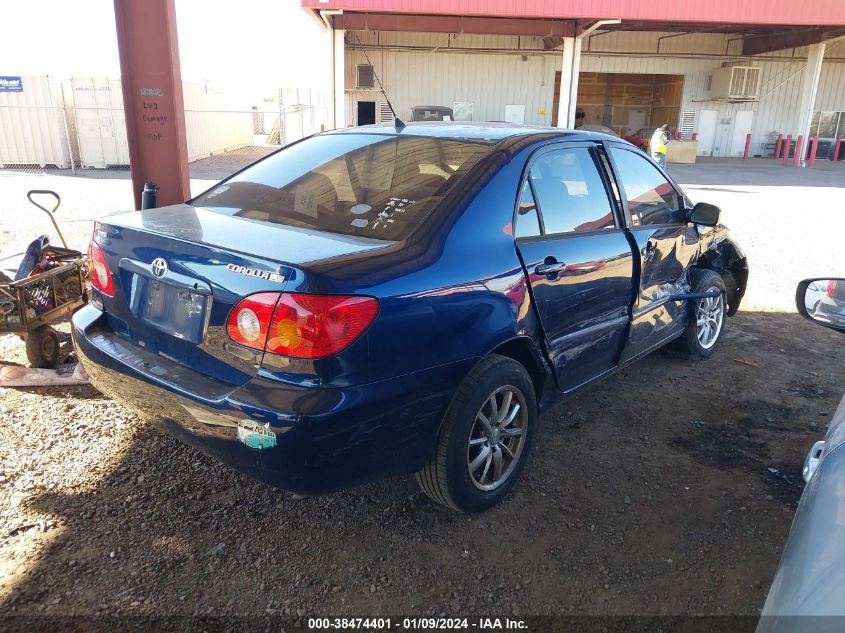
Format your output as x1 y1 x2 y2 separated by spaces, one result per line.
0 191 88 368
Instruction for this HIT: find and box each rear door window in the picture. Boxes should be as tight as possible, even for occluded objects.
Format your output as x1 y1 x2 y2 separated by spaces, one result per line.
191 134 492 240
528 147 616 234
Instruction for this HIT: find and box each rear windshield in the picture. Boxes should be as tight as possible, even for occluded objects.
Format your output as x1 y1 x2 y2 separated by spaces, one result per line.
191 133 492 241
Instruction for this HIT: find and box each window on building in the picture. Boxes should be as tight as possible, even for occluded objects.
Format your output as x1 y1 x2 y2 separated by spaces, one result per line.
608 147 683 225
528 148 616 235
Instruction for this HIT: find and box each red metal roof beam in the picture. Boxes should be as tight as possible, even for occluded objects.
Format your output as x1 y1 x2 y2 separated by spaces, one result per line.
303 0 845 28
334 13 576 37
742 27 845 55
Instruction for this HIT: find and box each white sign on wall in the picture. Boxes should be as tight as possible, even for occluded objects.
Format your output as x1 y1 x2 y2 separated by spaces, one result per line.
504 104 525 124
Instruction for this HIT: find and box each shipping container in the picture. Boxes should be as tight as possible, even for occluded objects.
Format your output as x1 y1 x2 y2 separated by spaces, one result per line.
0 76 74 168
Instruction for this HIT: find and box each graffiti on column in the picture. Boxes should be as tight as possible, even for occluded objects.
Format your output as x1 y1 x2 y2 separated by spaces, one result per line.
139 87 167 142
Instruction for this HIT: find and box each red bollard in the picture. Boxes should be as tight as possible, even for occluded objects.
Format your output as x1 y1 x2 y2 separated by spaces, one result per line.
774 133 783 159
833 136 842 161
808 136 819 167
743 133 752 159
320 124 325 132
782 134 792 165
793 136 803 167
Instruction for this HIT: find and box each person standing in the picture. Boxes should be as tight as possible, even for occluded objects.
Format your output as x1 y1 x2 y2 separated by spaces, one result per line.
649 124 670 167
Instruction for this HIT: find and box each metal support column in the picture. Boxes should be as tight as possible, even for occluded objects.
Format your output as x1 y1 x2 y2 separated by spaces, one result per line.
556 21 620 130
556 37 580 129
796 43 826 167
332 27 346 129
113 0 191 208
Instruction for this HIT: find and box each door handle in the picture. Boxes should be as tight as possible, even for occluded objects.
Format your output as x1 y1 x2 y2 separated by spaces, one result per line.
535 259 566 275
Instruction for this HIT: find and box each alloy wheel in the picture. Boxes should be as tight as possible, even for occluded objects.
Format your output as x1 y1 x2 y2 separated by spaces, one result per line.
696 286 724 349
466 386 528 491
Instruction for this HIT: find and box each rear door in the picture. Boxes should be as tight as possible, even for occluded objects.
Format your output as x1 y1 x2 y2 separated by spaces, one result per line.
604 143 700 363
515 143 636 393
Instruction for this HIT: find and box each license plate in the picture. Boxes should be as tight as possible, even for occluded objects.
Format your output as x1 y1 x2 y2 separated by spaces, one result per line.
129 275 210 343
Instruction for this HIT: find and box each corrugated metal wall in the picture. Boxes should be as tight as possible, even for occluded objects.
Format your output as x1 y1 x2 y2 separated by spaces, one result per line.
346 31 557 125
344 31 845 157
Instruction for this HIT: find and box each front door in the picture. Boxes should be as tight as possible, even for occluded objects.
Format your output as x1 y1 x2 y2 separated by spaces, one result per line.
515 143 636 392
696 109 718 156
357 101 376 126
730 110 754 157
605 144 700 363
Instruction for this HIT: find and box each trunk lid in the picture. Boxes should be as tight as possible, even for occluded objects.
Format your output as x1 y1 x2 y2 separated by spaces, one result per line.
94 204 391 387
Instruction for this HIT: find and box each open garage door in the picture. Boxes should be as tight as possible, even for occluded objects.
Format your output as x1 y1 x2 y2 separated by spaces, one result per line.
569 72 684 138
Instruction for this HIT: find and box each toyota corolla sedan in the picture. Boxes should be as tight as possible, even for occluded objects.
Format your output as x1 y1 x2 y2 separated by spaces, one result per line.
73 123 748 512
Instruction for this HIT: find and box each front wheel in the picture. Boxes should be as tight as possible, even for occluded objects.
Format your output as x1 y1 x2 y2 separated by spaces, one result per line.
416 354 537 513
671 268 727 360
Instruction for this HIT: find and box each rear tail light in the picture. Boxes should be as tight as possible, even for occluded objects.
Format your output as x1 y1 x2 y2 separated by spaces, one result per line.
87 240 115 297
827 280 838 297
227 293 379 359
225 293 280 351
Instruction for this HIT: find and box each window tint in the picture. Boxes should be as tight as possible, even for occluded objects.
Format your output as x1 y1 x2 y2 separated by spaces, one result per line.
514 180 541 238
528 148 615 234
191 134 491 240
607 147 684 225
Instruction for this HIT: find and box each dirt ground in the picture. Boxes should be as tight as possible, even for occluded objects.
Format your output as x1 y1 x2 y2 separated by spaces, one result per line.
1 312 842 619
1 158 844 621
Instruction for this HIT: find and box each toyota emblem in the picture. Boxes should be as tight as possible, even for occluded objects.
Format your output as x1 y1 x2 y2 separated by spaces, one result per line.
151 257 168 278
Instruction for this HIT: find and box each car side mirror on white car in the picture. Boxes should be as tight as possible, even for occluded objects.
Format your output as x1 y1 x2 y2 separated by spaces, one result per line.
797 278 845 333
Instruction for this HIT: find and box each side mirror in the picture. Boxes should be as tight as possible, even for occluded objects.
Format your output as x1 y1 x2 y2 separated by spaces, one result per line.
796 278 845 333
688 202 721 226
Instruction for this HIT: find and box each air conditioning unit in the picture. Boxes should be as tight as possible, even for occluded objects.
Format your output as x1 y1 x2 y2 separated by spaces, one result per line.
356 64 375 89
710 66 761 101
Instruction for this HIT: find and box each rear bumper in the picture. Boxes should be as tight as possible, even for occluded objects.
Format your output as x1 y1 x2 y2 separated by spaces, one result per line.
72 304 475 494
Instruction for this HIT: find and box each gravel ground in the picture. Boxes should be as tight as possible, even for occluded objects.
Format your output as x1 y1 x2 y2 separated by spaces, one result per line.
1 157 844 619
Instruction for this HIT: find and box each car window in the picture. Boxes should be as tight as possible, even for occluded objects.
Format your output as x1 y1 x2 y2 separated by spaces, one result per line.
191 134 492 240
528 147 616 235
514 180 541 239
607 147 684 225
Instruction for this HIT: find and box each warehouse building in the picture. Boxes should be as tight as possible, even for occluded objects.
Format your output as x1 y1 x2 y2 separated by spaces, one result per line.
303 0 845 159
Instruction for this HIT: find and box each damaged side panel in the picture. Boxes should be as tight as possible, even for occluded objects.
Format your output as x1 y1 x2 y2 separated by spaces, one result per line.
619 224 700 363
697 228 749 315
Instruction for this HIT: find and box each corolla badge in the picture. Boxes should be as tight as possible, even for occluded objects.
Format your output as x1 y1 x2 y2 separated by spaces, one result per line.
151 257 168 278
237 420 277 449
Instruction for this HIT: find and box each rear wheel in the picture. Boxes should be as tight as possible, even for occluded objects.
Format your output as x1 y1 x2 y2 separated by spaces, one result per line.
25 325 60 369
416 355 537 513
671 269 727 360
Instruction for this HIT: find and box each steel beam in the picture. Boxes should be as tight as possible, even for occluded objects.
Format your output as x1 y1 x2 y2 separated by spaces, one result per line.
335 13 575 37
113 0 190 209
741 28 836 56
796 43 826 167
556 37 581 129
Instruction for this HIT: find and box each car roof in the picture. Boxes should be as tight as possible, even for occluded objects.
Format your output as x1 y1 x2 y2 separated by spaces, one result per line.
324 121 621 144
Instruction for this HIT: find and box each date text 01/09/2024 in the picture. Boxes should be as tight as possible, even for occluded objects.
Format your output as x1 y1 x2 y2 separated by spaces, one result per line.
306 618 528 630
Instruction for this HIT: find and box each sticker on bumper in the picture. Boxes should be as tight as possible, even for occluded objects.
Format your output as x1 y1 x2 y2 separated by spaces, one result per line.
237 420 277 449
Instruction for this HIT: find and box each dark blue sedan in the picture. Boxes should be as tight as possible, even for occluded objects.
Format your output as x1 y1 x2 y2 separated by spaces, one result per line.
73 123 748 512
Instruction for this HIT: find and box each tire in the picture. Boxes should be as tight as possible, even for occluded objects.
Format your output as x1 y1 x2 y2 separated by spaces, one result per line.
670 268 727 360
25 325 60 369
416 354 537 513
